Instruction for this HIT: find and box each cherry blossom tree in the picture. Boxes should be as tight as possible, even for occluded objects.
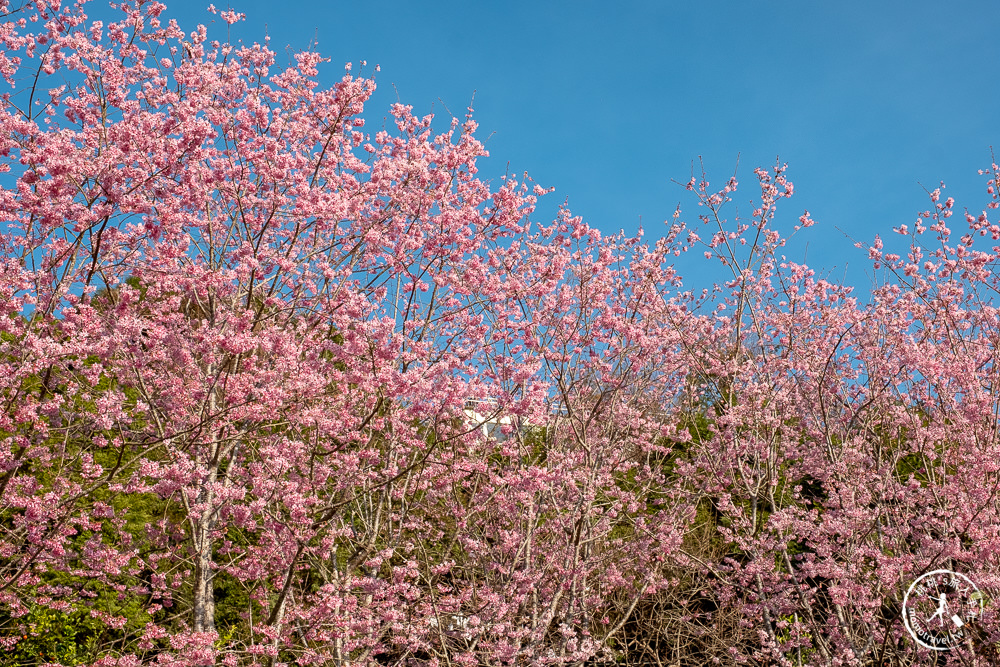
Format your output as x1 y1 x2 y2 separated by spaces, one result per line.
658 163 1000 666
3 0 1000 665
0 1 694 664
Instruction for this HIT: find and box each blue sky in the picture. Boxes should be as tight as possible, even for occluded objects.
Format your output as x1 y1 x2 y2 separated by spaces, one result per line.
122 0 1000 295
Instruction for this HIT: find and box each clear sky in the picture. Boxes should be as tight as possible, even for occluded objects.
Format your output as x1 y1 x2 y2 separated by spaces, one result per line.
105 0 1000 295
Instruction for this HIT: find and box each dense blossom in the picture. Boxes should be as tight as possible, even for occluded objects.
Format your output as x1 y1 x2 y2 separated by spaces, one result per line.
2 1 1000 666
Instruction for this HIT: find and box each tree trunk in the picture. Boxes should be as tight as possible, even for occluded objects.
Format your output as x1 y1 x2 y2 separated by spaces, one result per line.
192 470 218 635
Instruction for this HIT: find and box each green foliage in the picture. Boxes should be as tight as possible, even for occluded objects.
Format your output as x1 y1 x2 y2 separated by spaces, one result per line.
7 604 103 666
213 570 252 639
4 573 155 667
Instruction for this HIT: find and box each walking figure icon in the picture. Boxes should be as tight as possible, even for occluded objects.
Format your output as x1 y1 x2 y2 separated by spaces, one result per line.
903 570 982 651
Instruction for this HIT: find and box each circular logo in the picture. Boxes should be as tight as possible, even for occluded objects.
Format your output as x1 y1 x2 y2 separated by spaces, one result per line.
903 569 984 651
